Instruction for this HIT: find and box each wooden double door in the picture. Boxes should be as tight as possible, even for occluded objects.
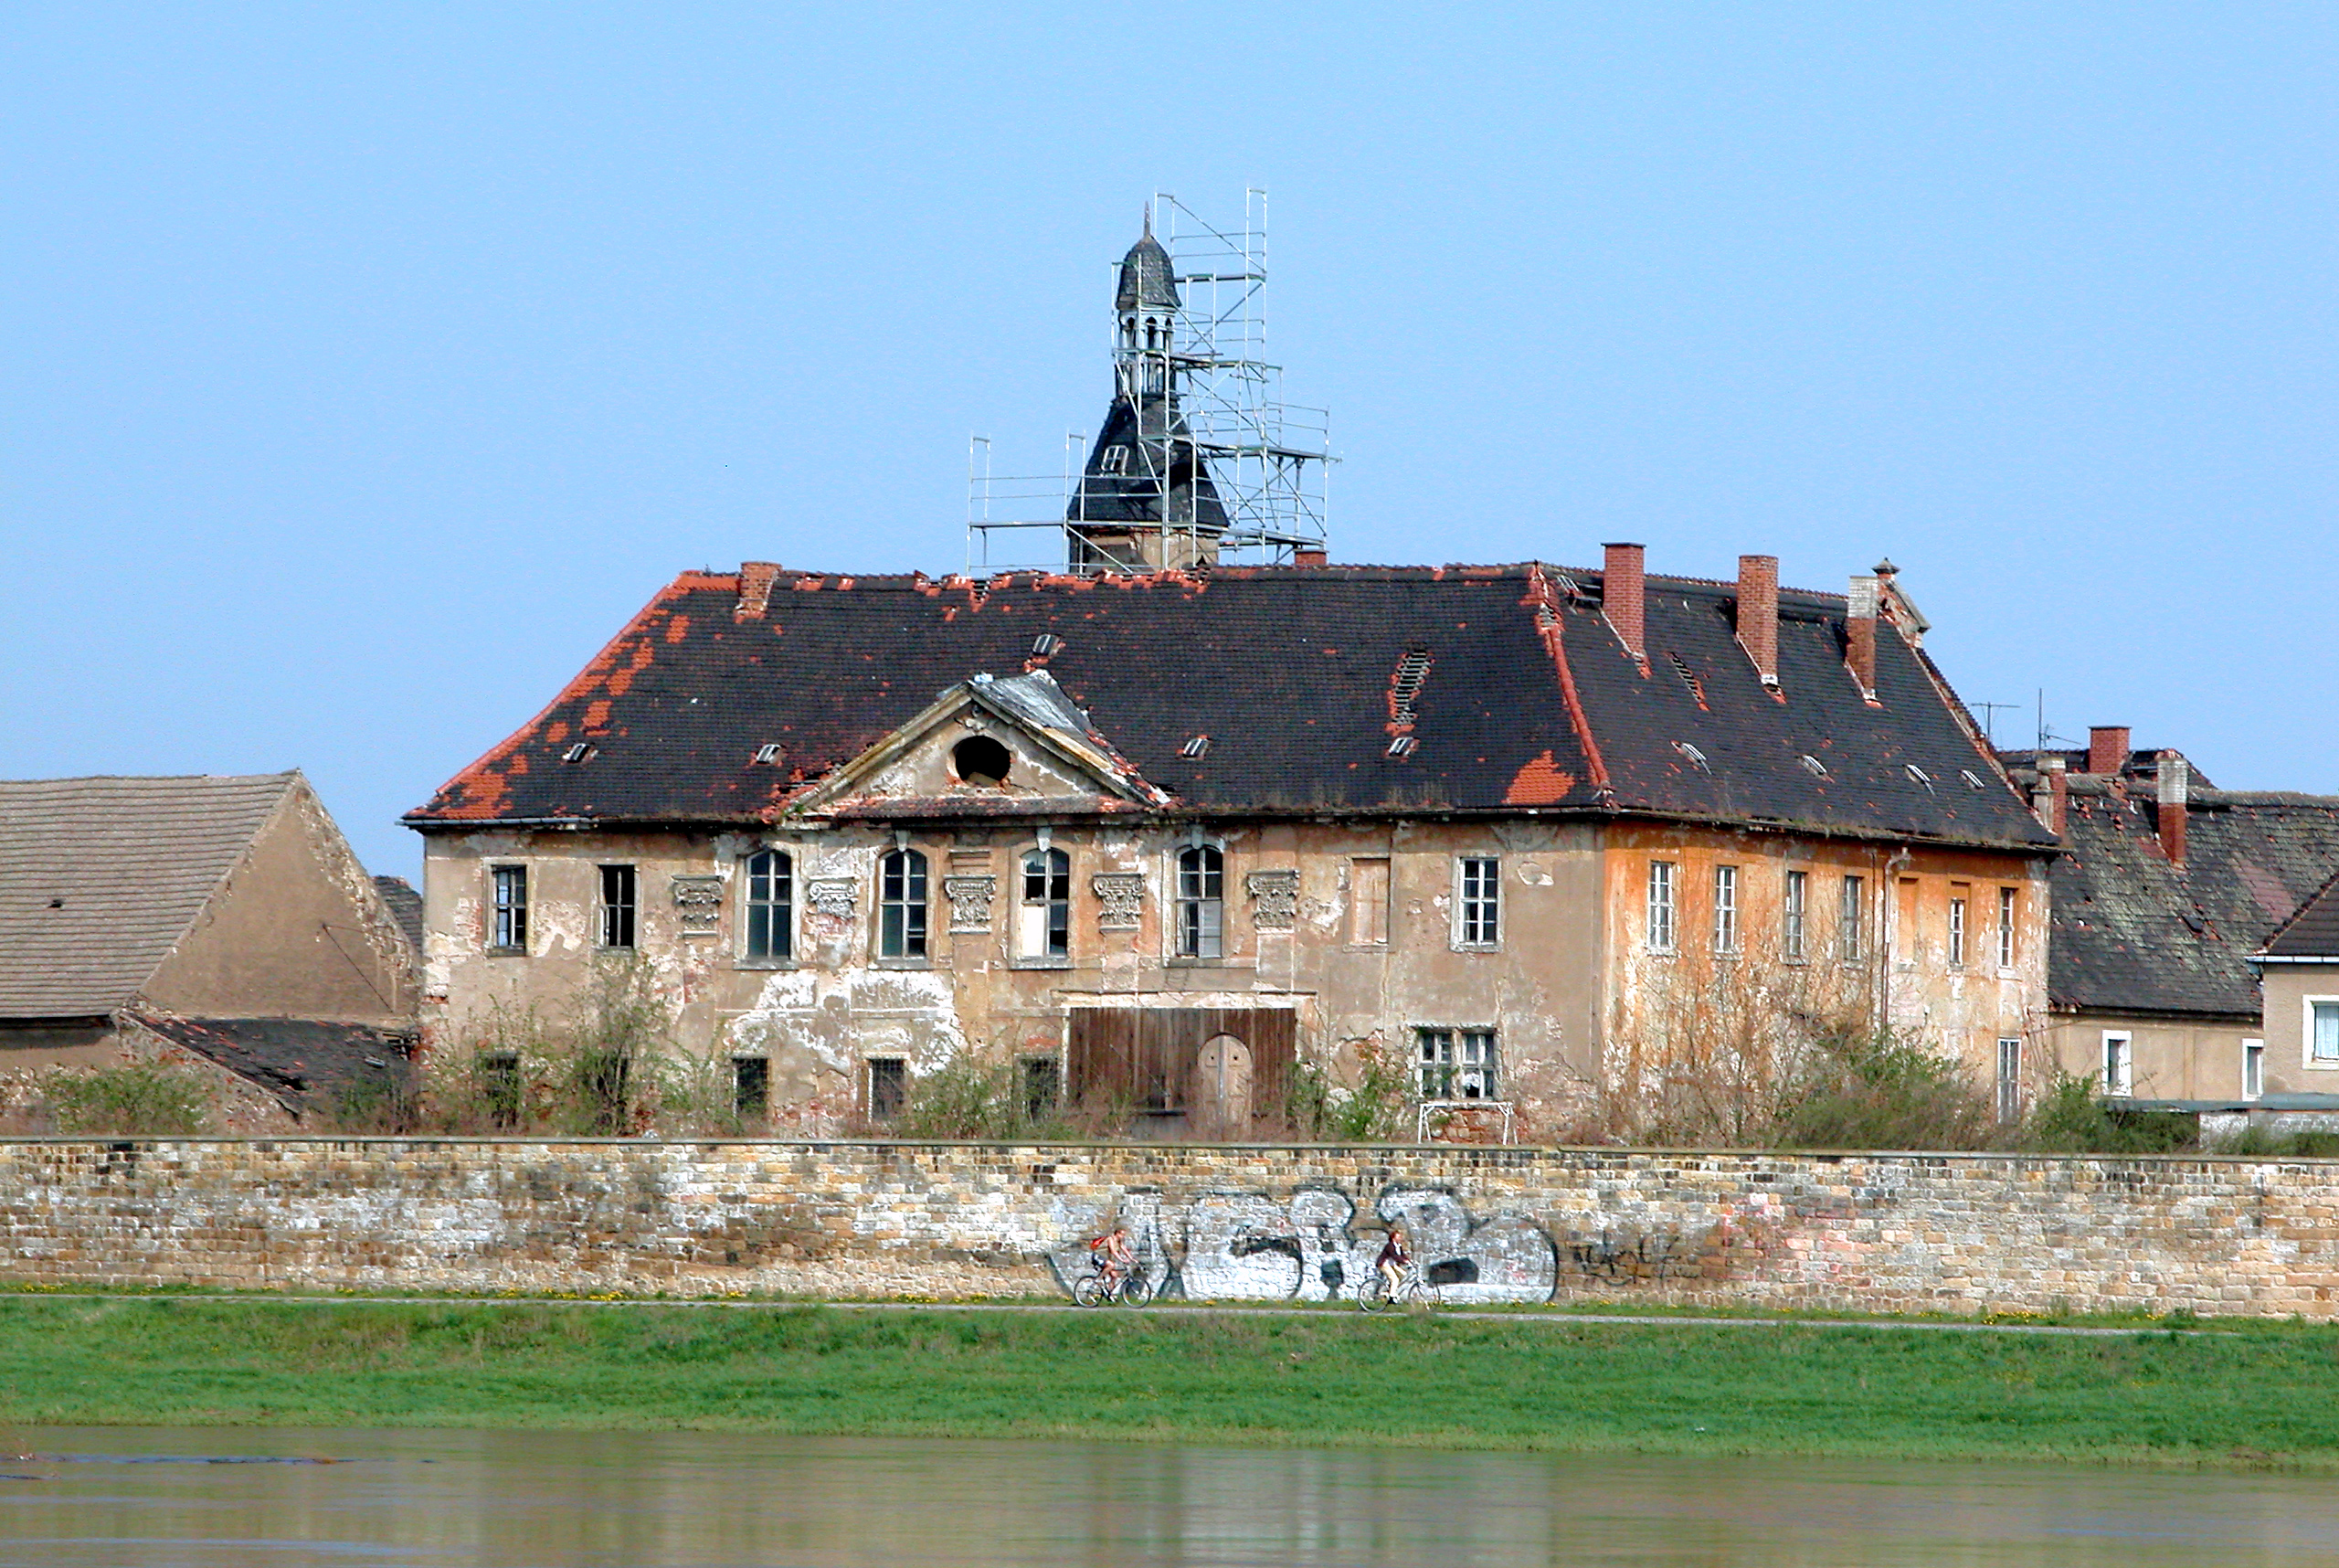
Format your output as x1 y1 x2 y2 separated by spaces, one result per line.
1066 1007 1297 1140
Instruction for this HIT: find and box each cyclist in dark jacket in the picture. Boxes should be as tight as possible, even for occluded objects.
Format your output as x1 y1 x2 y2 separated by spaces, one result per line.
1375 1224 1411 1297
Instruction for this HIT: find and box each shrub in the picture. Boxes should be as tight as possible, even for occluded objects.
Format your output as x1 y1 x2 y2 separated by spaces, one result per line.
2020 1070 2196 1154
1768 1029 1995 1151
47 1062 209 1135
1286 1039 1413 1142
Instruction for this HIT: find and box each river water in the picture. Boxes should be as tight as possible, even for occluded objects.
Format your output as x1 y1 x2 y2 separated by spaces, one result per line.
2 1426 2336 1566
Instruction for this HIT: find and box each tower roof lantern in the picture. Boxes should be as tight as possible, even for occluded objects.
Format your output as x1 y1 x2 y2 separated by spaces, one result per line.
1115 209 1180 313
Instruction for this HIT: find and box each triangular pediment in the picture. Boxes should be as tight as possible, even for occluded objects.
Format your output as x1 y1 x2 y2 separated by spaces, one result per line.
785 670 1170 821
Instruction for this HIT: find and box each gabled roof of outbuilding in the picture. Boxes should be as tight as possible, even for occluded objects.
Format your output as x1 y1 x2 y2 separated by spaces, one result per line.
2264 867 2339 959
407 563 2055 852
0 773 299 1020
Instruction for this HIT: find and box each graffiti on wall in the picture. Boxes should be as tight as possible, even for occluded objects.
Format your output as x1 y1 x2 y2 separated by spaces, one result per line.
1043 1185 1561 1305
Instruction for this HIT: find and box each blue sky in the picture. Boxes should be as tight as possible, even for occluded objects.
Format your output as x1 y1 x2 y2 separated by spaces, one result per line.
5 5 2334 877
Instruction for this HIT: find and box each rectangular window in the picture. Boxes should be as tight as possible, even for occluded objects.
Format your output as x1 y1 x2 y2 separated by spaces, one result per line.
744 850 793 961
1349 857 1391 946
1019 847 1071 959
878 849 929 959
1647 861 1678 953
2313 1001 2339 1064
1712 865 1740 954
1998 886 2018 969
1021 1055 1062 1121
1458 857 1500 947
1783 870 1808 960
867 1056 907 1120
1838 874 1865 962
1416 1028 1498 1100
2243 1038 2265 1100
598 864 638 949
733 1057 770 1120
1948 885 1970 968
2102 1032 2133 1098
1175 844 1224 959
490 865 528 952
1996 1038 2023 1124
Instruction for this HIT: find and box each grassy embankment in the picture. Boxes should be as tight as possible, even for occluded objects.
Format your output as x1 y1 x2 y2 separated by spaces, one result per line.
3 1297 2338 1467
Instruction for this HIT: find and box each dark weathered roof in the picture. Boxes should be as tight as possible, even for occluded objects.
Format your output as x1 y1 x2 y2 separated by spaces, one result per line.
1115 230 1180 313
1068 394 1230 533
373 875 426 956
2264 869 2339 959
2018 770 2339 1015
410 564 2054 853
137 1013 416 1118
0 774 298 1020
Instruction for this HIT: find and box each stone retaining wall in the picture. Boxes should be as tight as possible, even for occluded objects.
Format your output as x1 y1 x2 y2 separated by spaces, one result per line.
3 1139 2336 1318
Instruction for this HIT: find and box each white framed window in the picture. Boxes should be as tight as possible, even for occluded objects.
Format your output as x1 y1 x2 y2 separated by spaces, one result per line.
1996 1038 2023 1123
1998 886 2018 969
1646 861 1678 953
1948 885 1969 969
2243 1038 2265 1100
1782 869 1808 961
489 864 528 952
2101 1031 2133 1098
877 848 929 960
1838 874 1864 962
742 850 793 962
1175 843 1224 959
1456 856 1500 947
1018 847 1071 960
1416 1027 1498 1100
1712 865 1740 954
2309 999 2339 1066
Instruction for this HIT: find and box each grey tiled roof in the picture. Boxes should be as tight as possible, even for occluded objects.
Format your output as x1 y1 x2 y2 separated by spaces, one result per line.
2264 869 2339 959
0 773 297 1019
2028 773 2339 1016
372 875 425 956
137 1012 414 1117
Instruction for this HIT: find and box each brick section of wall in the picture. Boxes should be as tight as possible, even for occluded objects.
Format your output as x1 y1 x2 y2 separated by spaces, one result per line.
3 1140 2337 1317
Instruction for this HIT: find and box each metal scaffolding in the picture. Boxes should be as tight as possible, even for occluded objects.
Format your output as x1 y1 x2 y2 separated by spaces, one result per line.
968 190 1332 575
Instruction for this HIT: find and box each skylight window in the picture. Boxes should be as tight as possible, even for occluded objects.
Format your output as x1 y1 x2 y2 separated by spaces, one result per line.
1959 768 1985 789
1387 735 1419 758
1905 764 1934 789
1180 735 1210 758
1800 755 1830 779
1390 646 1432 726
1674 741 1709 771
1666 652 1708 708
1031 632 1064 657
561 743 595 764
753 743 784 766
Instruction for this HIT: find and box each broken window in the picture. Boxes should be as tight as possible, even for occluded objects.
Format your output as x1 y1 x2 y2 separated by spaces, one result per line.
1838 874 1865 962
952 736 1012 787
867 1056 907 1120
1176 844 1224 959
1457 856 1500 947
1019 847 1071 959
1021 1055 1062 1121
1712 864 1740 954
490 865 528 952
744 850 793 961
878 848 929 960
598 864 638 949
1646 861 1678 953
1417 1028 1498 1100
1349 857 1391 946
733 1056 770 1120
1783 869 1808 960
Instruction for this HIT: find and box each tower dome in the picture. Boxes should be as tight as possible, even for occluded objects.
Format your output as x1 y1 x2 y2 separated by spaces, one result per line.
1114 212 1180 313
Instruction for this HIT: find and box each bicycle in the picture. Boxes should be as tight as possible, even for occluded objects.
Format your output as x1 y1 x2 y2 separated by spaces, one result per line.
1356 1264 1440 1312
1073 1260 1154 1308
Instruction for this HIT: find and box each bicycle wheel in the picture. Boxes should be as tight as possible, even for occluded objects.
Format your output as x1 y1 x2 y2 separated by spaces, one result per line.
1117 1275 1154 1308
1400 1277 1440 1310
1073 1275 1108 1308
1356 1276 1392 1313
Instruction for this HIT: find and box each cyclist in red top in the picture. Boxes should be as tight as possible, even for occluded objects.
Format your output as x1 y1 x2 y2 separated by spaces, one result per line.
1090 1225 1137 1289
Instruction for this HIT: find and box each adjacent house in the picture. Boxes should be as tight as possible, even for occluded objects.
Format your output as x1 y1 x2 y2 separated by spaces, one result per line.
0 772 420 1126
2256 872 2339 1101
2000 732 2339 1104
406 548 2056 1139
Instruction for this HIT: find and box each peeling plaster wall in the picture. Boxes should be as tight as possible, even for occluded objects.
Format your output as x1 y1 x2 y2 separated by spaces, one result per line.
5 1139 2338 1319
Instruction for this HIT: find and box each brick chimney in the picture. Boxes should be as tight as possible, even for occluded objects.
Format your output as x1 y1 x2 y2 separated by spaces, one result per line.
2156 750 2189 867
1603 543 1646 663
2087 726 2130 777
1737 554 1780 689
2037 756 2068 835
1292 546 1328 567
736 561 782 621
1845 574 1879 699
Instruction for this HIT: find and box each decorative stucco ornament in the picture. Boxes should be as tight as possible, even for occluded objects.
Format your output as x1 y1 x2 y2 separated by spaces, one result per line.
1091 873 1145 930
1245 869 1300 930
670 874 724 935
805 877 858 918
944 874 997 932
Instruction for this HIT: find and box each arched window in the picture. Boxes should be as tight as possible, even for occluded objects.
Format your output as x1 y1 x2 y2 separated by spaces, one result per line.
878 847 929 959
1019 847 1071 960
743 849 792 961
1175 844 1224 959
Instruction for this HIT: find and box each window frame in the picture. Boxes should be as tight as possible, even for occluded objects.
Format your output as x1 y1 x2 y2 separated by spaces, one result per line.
1016 845 1073 965
1711 864 1741 955
488 864 529 954
1838 874 1865 963
1995 1037 2023 1124
876 847 931 962
740 849 795 965
1997 885 2019 971
1173 842 1226 961
1948 885 1970 969
1455 855 1501 949
2243 1037 2266 1101
598 863 639 951
1414 1025 1500 1101
2306 997 2339 1068
1646 860 1678 955
2101 1030 2133 1098
866 1055 908 1121
1782 869 1808 962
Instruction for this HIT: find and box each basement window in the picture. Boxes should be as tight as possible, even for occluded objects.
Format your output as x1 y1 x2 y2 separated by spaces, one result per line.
867 1056 907 1121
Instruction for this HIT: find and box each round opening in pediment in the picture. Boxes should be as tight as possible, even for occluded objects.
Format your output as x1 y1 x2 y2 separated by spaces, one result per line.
951 736 1013 789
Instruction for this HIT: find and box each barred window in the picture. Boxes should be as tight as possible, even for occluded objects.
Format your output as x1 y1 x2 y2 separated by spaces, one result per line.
878 848 929 959
744 850 793 961
868 1056 907 1120
1646 861 1678 953
1176 844 1224 959
1458 856 1500 947
490 865 528 952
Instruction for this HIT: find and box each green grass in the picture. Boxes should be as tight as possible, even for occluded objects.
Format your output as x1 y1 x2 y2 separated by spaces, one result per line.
5 1298 2339 1467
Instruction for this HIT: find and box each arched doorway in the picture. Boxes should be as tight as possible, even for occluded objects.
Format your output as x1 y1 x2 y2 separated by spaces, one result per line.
1192 1033 1253 1141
